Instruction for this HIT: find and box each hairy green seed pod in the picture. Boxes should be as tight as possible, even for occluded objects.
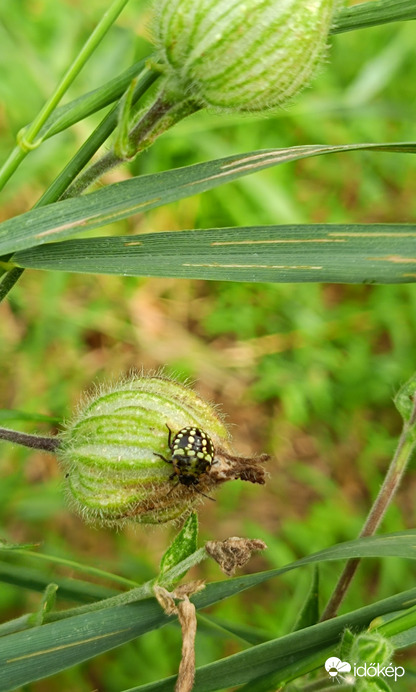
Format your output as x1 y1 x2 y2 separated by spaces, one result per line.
154 0 339 111
58 375 268 526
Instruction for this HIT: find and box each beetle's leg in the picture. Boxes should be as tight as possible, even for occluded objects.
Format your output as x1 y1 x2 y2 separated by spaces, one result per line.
154 452 172 464
165 423 173 448
193 485 215 502
166 477 180 497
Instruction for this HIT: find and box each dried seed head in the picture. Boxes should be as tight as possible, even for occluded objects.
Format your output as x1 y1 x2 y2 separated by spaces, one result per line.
206 537 268 575
58 374 269 526
154 0 340 111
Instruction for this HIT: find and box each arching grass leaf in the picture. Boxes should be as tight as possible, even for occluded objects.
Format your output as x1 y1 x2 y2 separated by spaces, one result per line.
0 142 415 256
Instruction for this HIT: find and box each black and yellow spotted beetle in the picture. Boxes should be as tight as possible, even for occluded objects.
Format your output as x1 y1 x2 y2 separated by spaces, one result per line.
154 425 215 495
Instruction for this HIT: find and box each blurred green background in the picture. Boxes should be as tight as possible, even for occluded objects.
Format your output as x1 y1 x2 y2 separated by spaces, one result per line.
1 1 416 689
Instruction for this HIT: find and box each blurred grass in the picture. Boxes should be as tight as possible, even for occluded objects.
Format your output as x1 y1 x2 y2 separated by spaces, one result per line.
1 1 416 690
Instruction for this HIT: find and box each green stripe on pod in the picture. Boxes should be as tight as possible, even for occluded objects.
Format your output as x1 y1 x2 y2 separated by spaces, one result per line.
58 375 269 526
154 0 341 111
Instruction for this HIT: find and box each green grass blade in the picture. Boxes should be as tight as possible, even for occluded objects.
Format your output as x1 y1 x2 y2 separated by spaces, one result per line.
0 142 415 255
13 224 416 284
292 567 320 632
0 600 168 692
0 560 117 603
1 532 416 690
373 606 416 648
194 531 416 610
0 589 411 692
0 409 60 424
122 587 416 692
7 549 138 589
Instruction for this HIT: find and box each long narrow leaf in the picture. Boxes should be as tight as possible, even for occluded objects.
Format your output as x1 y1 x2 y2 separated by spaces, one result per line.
0 143 415 255
0 561 117 603
193 531 416 611
125 583 416 692
125 585 416 692
1 532 416 690
0 600 168 692
14 224 416 284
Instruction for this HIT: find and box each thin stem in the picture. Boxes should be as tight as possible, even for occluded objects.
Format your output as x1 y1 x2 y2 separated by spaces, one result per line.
22 0 131 142
45 547 208 624
0 614 32 637
62 93 200 198
320 395 416 621
331 0 416 35
46 581 155 623
64 96 173 197
0 0 131 193
40 58 149 141
0 427 60 453
0 67 160 300
0 0 136 299
38 65 160 206
0 147 27 194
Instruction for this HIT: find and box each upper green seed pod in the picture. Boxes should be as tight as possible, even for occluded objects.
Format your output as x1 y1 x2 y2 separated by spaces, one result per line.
154 0 339 111
58 374 268 526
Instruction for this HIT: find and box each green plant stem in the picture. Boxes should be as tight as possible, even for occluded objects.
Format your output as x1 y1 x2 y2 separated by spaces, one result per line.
44 547 208 624
22 0 131 144
0 614 32 637
0 148 27 195
0 67 159 304
0 426 60 453
39 59 149 141
38 65 160 205
332 0 416 35
62 93 201 198
0 0 130 192
0 0 135 298
320 395 416 621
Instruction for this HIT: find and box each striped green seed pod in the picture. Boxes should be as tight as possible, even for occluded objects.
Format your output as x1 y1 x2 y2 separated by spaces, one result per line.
154 0 340 111
58 375 268 526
